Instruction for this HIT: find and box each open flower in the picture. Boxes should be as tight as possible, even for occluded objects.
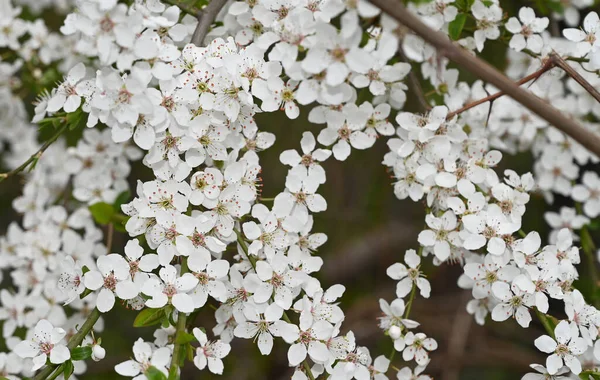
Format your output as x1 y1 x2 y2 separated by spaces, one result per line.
14 320 70 371
192 328 231 375
84 254 138 312
142 265 199 313
534 320 587 375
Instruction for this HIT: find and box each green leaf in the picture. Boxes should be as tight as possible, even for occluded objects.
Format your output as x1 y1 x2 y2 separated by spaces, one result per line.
448 13 467 41
134 308 166 327
455 0 474 11
81 265 90 275
89 202 115 225
71 346 93 361
145 366 167 380
545 0 564 13
175 331 196 345
63 360 74 379
113 190 131 210
580 370 600 379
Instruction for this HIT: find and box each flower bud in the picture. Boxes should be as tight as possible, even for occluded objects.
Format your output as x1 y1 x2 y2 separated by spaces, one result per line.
388 325 402 340
92 344 106 361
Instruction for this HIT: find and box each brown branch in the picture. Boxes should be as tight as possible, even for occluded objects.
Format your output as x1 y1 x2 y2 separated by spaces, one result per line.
397 46 431 111
441 291 473 380
446 59 555 120
190 0 229 47
551 52 600 104
369 0 600 158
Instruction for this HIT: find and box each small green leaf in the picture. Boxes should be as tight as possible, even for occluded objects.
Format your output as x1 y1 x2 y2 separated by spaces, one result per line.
580 370 600 379
71 346 93 361
81 265 90 275
89 202 115 225
187 343 194 361
63 360 74 379
145 366 167 380
545 0 564 14
448 14 467 41
175 331 196 345
134 308 166 327
113 190 131 209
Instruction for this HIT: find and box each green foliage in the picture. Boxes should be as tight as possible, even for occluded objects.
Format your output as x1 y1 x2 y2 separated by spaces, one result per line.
449 14 467 40
532 0 564 14
89 202 115 225
145 366 168 380
63 360 74 379
71 346 93 361
581 370 600 379
174 331 196 345
134 307 168 328
455 0 475 10
88 201 129 231
113 190 131 210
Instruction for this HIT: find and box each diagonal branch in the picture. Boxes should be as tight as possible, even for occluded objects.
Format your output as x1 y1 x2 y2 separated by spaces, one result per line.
397 46 431 111
369 0 600 158
446 59 556 120
190 0 229 47
550 52 600 104
0 122 68 183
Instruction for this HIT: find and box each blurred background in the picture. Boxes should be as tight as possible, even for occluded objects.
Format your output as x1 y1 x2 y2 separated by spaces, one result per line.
2 0 600 379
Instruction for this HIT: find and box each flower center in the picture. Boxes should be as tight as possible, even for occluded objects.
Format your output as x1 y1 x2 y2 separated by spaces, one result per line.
104 273 117 291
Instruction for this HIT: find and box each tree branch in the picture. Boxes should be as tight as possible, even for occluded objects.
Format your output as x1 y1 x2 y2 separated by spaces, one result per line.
397 46 431 111
33 308 102 380
369 0 600 158
550 52 600 104
190 0 229 47
446 59 555 120
0 122 68 183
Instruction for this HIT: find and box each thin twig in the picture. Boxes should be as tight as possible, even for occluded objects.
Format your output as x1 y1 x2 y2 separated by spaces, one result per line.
0 122 68 183
446 59 555 120
397 46 431 111
550 52 600 104
190 0 229 47
105 224 114 255
168 259 189 380
441 292 472 380
33 308 102 380
368 0 600 158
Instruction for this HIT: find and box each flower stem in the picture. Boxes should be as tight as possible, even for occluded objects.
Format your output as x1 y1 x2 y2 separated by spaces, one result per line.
46 365 64 380
403 283 417 320
535 310 555 339
168 258 190 380
0 122 68 184
168 311 189 380
403 245 423 320
581 226 599 306
33 308 102 380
